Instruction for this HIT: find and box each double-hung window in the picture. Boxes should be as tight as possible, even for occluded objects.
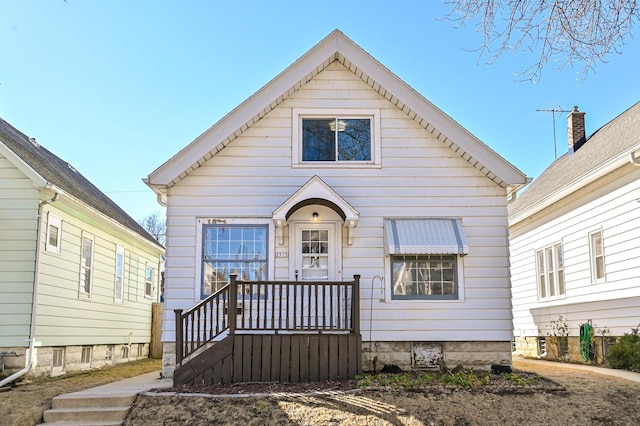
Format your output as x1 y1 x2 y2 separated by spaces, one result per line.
114 246 125 303
202 225 268 298
46 213 62 253
293 109 381 166
79 236 94 297
145 265 155 298
589 230 605 282
536 243 565 300
384 219 468 300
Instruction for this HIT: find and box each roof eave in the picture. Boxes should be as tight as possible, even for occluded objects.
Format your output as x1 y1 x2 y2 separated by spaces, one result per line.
0 139 48 187
47 185 165 252
509 143 640 226
147 30 527 188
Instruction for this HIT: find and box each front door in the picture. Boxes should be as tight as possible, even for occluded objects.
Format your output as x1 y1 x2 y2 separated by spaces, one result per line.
291 221 342 281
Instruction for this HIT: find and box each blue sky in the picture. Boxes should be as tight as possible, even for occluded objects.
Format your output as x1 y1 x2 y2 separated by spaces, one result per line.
2 1 639 221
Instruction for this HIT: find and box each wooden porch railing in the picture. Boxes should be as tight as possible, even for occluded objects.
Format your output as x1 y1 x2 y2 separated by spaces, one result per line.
174 275 360 365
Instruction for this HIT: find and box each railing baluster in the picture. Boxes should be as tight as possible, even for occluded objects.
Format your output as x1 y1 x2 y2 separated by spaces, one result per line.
175 277 360 368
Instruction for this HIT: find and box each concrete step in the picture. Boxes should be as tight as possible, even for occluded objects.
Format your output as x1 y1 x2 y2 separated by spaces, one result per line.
52 393 136 409
42 406 130 424
38 421 122 426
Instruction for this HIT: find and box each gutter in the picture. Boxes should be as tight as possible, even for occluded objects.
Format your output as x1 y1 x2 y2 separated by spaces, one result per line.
630 149 640 166
0 191 58 387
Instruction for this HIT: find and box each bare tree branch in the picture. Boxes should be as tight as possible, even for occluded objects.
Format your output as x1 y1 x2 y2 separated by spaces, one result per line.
139 211 166 246
444 0 638 82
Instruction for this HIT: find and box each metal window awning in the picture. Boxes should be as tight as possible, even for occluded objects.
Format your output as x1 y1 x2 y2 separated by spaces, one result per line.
384 218 469 255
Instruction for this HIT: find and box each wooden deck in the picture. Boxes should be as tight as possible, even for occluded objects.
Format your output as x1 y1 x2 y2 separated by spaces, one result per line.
173 275 362 385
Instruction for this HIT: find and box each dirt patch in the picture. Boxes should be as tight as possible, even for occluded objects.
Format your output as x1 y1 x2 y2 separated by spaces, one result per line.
126 359 640 425
0 358 161 426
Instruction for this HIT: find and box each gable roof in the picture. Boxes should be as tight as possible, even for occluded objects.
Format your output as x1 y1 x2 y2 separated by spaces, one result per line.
146 30 527 194
509 101 640 223
0 117 162 248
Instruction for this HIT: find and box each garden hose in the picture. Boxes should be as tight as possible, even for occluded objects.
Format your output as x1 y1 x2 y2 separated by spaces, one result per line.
579 322 594 361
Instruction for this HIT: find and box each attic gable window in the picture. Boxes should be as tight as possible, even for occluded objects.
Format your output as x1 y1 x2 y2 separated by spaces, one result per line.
303 118 371 161
293 109 381 167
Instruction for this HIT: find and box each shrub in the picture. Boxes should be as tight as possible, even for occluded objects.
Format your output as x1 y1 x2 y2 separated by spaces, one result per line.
606 328 640 372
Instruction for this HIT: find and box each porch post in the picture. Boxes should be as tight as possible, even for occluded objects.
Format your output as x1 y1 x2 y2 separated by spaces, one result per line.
352 275 360 335
229 274 237 335
174 309 183 365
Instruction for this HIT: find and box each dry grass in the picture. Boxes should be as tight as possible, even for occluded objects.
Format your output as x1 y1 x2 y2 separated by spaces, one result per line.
0 358 160 426
3 357 640 425
126 359 640 425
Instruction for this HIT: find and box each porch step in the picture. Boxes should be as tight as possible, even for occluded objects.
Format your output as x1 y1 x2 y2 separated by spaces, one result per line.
39 371 170 425
42 406 130 424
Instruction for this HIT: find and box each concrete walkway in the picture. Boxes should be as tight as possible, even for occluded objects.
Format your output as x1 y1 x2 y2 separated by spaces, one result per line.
40 371 172 425
513 356 640 383
58 370 173 397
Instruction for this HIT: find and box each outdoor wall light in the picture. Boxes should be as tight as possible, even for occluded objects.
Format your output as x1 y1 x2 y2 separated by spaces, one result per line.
312 212 319 222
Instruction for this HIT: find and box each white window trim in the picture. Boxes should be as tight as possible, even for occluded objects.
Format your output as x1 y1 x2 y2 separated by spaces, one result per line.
195 218 275 303
114 246 125 303
382 254 466 303
535 242 565 301
145 264 154 299
589 229 606 283
79 235 94 298
292 108 381 168
46 213 62 254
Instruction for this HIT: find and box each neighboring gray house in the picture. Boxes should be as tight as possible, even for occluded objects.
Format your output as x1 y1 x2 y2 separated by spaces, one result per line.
510 102 640 363
0 117 164 383
146 30 528 383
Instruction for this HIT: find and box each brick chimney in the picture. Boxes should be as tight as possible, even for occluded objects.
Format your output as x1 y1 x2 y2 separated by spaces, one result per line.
567 106 586 154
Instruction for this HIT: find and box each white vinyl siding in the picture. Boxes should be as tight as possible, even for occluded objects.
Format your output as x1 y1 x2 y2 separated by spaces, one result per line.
162 62 513 343
511 165 640 340
34 206 164 347
0 154 39 347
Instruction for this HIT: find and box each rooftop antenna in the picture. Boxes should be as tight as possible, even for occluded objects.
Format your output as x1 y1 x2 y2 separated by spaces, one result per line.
537 107 571 159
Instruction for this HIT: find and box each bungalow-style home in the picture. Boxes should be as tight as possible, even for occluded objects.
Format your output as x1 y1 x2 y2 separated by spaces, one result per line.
0 117 164 383
145 30 528 384
510 102 640 363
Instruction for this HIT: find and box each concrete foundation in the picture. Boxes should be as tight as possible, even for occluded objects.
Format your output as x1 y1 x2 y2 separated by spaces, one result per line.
0 343 150 380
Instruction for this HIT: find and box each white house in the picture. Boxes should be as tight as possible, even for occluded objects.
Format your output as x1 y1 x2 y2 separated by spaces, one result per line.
145 30 528 383
509 102 640 363
0 117 164 383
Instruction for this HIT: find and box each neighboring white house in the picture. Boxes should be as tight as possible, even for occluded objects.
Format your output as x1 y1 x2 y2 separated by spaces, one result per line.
0 117 165 382
510 102 640 363
145 30 528 379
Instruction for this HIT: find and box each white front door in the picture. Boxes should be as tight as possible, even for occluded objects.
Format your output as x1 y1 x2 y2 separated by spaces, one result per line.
291 221 342 281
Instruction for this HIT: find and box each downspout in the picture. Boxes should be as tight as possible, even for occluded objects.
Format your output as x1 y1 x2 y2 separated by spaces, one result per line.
0 191 58 387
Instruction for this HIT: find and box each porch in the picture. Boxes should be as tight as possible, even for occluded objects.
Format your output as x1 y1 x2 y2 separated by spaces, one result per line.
173 275 362 385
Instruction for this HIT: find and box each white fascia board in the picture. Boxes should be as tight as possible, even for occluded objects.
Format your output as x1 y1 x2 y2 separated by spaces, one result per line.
509 143 640 225
147 32 345 186
0 139 48 187
48 185 165 253
147 30 527 187
335 38 527 186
